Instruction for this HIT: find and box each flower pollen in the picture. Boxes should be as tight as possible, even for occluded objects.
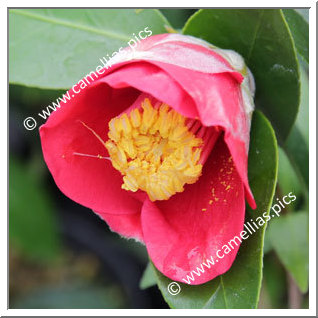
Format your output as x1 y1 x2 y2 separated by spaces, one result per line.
105 98 204 201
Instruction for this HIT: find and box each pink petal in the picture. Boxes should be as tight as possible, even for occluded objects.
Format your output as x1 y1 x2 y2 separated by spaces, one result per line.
141 138 246 284
40 84 143 215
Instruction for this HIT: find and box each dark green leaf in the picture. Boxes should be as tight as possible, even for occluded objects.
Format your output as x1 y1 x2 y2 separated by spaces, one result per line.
153 111 278 308
262 253 288 308
9 9 170 89
9 158 61 261
284 66 309 191
277 147 302 211
282 9 309 63
152 262 220 309
284 127 309 193
160 9 197 29
267 211 309 293
183 9 300 142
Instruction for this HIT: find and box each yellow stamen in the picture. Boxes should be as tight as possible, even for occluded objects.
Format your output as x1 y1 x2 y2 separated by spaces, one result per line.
105 98 203 201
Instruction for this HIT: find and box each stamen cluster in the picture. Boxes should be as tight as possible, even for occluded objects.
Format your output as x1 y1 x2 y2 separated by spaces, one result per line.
105 98 203 201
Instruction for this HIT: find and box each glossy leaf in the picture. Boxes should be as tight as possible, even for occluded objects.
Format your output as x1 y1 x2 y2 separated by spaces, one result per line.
277 147 302 211
284 128 309 193
160 9 196 29
9 9 170 89
267 211 309 293
9 158 61 261
183 9 300 142
153 111 278 308
282 9 309 63
295 9 309 23
284 66 309 191
294 66 309 146
152 262 220 309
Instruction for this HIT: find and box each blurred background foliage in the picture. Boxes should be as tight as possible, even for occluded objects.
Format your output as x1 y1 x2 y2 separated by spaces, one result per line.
9 8 309 309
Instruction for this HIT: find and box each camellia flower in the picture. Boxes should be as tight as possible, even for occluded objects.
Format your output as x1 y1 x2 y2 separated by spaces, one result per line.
40 33 256 285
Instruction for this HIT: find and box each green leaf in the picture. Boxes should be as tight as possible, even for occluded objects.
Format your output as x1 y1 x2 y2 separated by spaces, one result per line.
277 147 302 210
294 66 309 146
152 111 278 308
152 262 220 309
295 9 309 23
139 262 157 289
11 282 125 309
262 253 288 308
9 158 61 261
284 65 309 191
267 211 309 293
284 127 309 195
160 9 196 29
183 9 300 143
9 9 170 89
263 232 273 254
282 9 309 63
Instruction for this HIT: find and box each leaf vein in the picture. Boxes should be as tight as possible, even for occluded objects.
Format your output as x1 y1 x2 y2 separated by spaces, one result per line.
220 277 228 309
246 9 265 63
10 9 131 42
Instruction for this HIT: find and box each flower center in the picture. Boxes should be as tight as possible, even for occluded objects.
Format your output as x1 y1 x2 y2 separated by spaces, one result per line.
105 98 204 201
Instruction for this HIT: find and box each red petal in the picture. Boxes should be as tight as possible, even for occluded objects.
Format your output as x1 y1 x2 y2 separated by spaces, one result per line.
141 138 246 284
98 62 199 119
40 84 142 215
95 211 143 242
140 61 256 208
101 58 255 208
111 33 244 81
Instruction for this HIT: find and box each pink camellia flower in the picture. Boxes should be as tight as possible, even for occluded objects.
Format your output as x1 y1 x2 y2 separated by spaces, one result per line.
40 33 256 285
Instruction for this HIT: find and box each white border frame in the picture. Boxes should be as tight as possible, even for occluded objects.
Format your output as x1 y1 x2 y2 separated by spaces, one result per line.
3 1 316 316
